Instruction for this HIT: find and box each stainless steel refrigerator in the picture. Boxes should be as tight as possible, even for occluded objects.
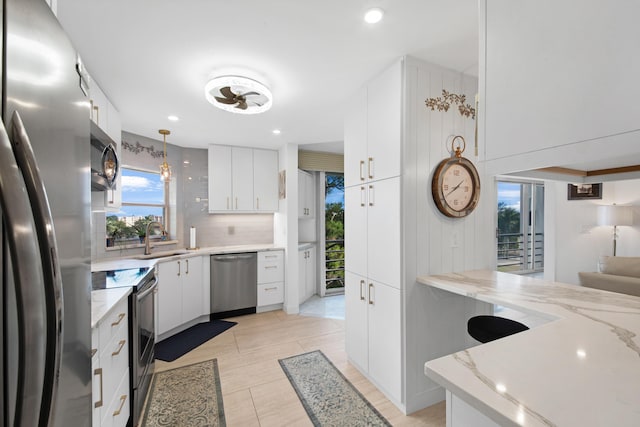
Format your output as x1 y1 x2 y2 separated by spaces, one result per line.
0 0 92 425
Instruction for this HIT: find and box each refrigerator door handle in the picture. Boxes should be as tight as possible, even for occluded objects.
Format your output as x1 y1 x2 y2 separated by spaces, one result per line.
7 111 65 425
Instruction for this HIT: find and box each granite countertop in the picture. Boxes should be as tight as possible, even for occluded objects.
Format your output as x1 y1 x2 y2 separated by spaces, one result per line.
418 270 640 427
91 287 131 328
92 244 284 272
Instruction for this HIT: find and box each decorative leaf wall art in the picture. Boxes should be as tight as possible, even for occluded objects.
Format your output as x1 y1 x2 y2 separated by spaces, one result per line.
425 89 476 119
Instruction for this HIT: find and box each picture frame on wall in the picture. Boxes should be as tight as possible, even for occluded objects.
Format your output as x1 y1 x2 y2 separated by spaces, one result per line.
567 183 602 200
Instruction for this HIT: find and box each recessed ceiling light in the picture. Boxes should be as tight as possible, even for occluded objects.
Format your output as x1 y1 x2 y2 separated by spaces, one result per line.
168 115 179 121
364 8 384 24
183 160 191 165
272 129 281 135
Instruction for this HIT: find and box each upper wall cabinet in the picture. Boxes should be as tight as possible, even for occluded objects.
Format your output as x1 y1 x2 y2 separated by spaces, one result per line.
208 145 278 213
298 169 315 219
344 62 402 188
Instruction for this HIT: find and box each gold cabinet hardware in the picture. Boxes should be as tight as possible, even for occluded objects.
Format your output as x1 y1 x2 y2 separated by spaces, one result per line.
94 368 103 408
265 265 278 269
360 186 366 207
185 259 189 275
368 185 374 207
90 348 97 358
360 160 365 181
265 287 278 291
235 197 238 209
227 196 230 210
113 395 127 416
256 197 260 209
368 283 374 305
111 339 126 356
111 312 125 327
359 280 365 301
177 260 181 276
368 157 374 179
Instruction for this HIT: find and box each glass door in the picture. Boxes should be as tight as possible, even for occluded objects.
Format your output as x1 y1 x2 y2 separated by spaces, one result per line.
497 181 544 273
324 173 344 295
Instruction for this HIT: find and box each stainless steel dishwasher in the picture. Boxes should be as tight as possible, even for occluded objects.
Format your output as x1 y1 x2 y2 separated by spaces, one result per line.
211 252 258 318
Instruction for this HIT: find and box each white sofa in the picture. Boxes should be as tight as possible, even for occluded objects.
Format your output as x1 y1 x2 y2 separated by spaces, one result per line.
578 256 640 297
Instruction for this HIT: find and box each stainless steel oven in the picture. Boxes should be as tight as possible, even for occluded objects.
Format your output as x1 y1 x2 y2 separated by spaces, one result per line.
131 269 157 427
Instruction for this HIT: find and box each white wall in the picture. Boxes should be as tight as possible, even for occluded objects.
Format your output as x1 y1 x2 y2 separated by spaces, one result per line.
402 57 494 412
480 0 640 175
548 178 640 285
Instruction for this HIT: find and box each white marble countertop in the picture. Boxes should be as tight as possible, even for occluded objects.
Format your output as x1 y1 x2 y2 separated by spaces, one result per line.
92 244 284 271
418 270 640 427
91 287 131 329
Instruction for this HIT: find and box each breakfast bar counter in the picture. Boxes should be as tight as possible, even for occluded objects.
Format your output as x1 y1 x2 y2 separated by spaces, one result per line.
418 270 640 427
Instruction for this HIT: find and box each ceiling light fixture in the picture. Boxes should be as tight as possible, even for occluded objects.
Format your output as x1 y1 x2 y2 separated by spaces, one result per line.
364 8 384 24
204 75 272 114
168 115 179 121
272 129 281 135
158 129 172 181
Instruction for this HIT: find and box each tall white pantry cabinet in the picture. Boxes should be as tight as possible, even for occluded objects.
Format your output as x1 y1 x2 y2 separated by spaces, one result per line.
344 59 403 406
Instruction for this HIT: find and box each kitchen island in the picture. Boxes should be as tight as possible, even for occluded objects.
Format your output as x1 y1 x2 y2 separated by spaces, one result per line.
418 270 640 427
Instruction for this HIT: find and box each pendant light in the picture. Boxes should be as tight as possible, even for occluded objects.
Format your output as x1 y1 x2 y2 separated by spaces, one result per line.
159 129 172 181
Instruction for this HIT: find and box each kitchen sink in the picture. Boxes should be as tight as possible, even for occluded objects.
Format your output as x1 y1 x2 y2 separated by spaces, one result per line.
134 250 189 260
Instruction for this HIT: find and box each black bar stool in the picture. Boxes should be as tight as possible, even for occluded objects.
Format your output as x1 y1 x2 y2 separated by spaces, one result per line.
467 315 529 343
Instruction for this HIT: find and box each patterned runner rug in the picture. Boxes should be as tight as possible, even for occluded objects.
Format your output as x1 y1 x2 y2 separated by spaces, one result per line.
279 350 391 426
141 359 226 427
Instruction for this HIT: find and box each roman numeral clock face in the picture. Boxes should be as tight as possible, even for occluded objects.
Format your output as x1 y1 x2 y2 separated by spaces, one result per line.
432 156 481 218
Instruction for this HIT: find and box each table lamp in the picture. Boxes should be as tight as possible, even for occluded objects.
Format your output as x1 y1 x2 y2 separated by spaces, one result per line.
597 204 633 256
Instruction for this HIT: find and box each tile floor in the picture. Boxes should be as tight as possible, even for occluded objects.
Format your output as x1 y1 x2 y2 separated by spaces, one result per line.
154 299 445 426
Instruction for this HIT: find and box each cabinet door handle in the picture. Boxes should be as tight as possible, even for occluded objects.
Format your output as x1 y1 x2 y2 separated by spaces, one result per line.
90 348 97 358
368 283 374 305
360 186 366 207
94 368 103 408
360 160 365 181
368 185 374 207
256 197 260 209
368 157 374 179
111 339 126 356
235 197 238 209
264 265 278 269
113 395 127 416
265 254 278 259
111 312 125 327
177 260 181 276
265 287 278 291
185 259 189 275
226 197 230 210
359 280 365 301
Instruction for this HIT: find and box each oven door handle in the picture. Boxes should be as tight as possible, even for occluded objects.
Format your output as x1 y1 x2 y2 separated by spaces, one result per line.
136 278 158 301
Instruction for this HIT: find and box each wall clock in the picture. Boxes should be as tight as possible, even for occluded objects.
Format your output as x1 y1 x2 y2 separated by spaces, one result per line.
431 136 480 218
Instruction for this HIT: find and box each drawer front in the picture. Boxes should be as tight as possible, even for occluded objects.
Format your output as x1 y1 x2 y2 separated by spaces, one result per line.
258 251 284 284
258 250 283 264
103 368 130 427
101 322 129 410
98 298 128 354
258 282 284 306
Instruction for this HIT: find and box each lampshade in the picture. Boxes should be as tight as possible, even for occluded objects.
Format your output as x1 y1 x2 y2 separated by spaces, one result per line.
597 205 633 226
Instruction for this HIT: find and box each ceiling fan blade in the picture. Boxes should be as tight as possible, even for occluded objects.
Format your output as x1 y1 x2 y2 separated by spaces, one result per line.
241 91 260 97
214 96 238 105
219 86 237 100
235 100 248 110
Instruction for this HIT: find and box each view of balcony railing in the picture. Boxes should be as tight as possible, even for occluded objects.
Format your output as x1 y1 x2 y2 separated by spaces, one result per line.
497 232 544 272
325 239 345 292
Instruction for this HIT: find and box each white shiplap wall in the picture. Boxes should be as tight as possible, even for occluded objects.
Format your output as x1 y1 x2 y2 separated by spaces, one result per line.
402 57 494 412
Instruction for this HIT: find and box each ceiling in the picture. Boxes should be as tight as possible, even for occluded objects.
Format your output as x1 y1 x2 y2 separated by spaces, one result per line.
56 1 479 152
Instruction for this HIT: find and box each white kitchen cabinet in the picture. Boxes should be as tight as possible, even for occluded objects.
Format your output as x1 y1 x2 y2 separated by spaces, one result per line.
257 250 284 309
298 170 315 218
298 245 316 304
208 145 279 213
92 297 130 427
89 80 108 132
253 149 279 211
345 271 401 402
344 62 401 188
157 255 205 337
344 59 403 406
345 177 400 289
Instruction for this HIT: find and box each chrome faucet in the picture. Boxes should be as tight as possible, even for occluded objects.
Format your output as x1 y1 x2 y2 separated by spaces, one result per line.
144 221 165 255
